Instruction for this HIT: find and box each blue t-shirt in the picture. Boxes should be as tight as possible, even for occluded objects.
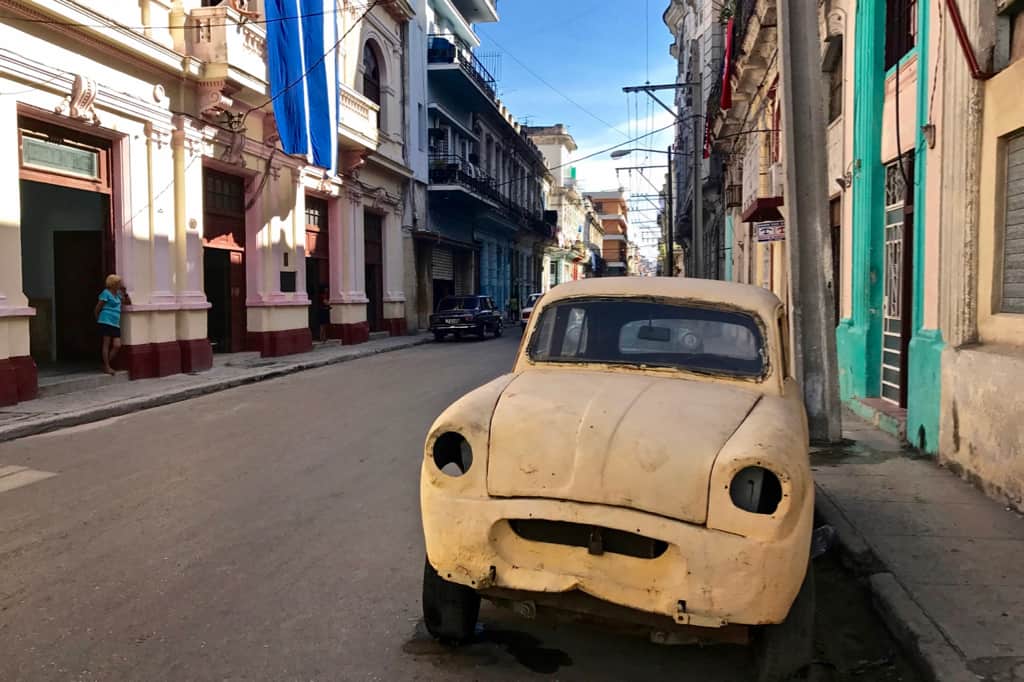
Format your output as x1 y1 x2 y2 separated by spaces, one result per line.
98 290 122 328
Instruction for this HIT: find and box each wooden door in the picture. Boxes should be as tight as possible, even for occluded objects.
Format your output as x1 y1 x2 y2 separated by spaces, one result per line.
54 231 103 362
364 213 384 332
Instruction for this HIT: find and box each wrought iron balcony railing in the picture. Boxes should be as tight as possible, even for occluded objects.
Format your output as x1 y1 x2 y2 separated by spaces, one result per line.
427 34 497 100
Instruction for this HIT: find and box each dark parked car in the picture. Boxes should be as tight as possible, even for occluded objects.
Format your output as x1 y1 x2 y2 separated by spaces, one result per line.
430 295 503 342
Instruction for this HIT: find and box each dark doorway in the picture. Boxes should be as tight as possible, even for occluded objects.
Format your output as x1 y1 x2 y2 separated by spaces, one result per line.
830 197 842 327
54 231 103 362
203 170 246 353
881 155 915 407
305 196 330 339
364 212 384 332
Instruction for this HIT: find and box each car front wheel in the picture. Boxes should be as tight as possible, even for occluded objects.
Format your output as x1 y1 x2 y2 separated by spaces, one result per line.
493 320 503 337
754 564 815 682
422 557 480 643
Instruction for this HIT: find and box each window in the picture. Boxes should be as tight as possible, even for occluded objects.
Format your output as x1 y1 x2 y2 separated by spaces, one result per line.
362 43 382 128
528 298 767 378
1001 130 1024 314
418 103 426 152
885 0 917 70
828 58 843 123
305 196 327 229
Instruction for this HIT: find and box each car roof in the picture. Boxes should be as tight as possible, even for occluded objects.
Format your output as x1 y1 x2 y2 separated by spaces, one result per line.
540 277 783 319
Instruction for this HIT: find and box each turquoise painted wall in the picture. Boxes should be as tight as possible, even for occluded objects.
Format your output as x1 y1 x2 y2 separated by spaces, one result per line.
836 0 886 401
905 0 944 453
838 0 943 453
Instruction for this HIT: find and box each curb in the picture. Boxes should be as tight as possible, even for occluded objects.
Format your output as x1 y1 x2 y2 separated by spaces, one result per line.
815 484 976 682
0 336 431 444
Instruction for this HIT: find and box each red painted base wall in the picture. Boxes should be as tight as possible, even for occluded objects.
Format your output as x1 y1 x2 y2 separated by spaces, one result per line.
179 339 213 373
328 322 369 345
0 356 39 406
383 318 407 337
246 328 314 357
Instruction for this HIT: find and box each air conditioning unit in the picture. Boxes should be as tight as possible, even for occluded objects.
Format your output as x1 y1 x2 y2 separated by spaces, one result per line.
769 162 785 198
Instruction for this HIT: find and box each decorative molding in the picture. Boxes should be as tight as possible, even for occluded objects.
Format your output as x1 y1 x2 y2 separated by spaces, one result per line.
827 9 846 39
197 79 234 119
0 50 172 127
54 74 100 125
145 120 173 150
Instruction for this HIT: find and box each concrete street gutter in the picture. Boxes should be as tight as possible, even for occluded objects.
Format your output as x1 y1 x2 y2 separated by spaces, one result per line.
0 336 431 444
815 485 977 682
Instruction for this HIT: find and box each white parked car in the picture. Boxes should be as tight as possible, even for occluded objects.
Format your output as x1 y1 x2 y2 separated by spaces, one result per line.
520 293 542 326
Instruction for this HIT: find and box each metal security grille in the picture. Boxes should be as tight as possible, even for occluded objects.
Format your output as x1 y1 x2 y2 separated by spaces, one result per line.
882 159 909 405
1001 131 1024 313
432 246 453 280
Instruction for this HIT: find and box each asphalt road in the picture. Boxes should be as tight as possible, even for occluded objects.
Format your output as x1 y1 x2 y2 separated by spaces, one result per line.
0 331 920 681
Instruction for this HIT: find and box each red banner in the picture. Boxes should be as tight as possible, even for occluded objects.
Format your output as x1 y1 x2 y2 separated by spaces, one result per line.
721 17 734 111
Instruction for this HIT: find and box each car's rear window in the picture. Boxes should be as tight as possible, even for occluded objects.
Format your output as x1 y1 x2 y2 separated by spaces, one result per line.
438 297 479 311
527 297 767 378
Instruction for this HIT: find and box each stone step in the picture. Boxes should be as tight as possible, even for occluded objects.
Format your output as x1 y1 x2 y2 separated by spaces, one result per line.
212 352 260 368
37 370 130 399
368 331 389 341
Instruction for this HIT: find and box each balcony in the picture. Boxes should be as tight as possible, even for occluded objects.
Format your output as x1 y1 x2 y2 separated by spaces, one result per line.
429 153 503 207
449 0 499 23
185 4 267 94
427 34 497 105
339 83 379 151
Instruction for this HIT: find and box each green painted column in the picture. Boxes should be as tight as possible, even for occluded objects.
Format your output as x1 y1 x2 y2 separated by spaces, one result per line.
906 0 944 453
836 0 886 400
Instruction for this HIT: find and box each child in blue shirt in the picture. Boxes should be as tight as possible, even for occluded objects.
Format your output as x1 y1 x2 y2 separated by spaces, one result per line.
94 274 131 375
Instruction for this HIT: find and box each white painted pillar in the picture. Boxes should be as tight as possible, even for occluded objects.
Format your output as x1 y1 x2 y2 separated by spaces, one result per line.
0 96 25 312
146 121 176 305
171 115 208 307
383 206 406 303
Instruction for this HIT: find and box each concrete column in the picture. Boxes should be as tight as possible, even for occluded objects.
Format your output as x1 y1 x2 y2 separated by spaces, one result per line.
170 116 212 373
329 188 368 343
146 121 176 306
0 96 35 404
382 206 406 334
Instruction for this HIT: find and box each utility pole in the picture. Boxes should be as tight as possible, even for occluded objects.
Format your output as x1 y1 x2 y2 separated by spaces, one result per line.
777 0 842 442
622 81 702 278
665 145 674 276
690 41 704 279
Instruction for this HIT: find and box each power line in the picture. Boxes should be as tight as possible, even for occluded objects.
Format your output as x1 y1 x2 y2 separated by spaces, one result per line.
478 30 629 139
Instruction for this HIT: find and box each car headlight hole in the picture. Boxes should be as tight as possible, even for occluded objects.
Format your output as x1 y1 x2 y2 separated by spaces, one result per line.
432 432 473 477
729 466 783 515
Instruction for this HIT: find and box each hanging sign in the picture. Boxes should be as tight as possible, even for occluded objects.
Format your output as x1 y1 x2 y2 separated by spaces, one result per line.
756 220 786 242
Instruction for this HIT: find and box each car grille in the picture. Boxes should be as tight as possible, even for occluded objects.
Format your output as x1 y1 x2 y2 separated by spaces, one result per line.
508 519 668 559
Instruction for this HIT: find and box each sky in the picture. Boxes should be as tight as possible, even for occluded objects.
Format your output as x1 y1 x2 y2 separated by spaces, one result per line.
475 0 678 252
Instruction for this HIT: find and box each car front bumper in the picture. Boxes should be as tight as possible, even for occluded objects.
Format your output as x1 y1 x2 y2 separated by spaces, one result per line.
430 320 481 333
421 483 813 628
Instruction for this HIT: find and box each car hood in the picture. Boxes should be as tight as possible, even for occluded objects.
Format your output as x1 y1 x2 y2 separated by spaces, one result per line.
487 369 761 524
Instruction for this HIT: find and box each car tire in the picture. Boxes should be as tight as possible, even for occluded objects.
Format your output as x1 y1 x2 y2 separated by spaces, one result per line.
433 332 445 342
754 564 815 682
475 324 486 339
422 556 480 643
494 321 503 338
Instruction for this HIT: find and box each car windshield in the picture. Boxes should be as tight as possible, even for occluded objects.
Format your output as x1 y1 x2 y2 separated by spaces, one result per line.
527 297 767 378
526 294 542 307
438 297 479 311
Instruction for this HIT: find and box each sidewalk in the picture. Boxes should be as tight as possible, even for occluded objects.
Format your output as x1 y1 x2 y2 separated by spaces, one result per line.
814 412 1024 682
0 334 430 443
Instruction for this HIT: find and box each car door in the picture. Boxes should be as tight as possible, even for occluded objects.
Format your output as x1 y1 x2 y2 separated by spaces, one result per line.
487 298 498 325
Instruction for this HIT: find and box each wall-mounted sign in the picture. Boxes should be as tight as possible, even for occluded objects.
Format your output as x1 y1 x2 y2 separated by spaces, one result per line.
22 136 99 180
756 220 786 243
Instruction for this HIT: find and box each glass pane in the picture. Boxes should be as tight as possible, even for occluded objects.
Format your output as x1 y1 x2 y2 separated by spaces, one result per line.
22 136 99 179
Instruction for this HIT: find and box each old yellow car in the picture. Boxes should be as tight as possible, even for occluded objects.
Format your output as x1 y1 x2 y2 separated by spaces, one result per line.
420 277 817 681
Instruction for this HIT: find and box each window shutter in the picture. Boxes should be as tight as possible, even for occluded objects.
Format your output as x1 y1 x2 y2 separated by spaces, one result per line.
1002 131 1024 313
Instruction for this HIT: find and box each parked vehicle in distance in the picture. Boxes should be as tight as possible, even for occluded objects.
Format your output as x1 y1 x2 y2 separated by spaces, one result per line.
520 293 542 326
420 277 816 682
430 295 503 342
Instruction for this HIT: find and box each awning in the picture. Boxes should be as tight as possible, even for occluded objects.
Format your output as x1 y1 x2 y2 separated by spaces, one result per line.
741 196 784 223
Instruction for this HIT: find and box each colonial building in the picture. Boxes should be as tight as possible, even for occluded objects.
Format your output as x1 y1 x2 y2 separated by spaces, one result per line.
0 0 414 407
587 190 632 276
525 124 598 290
663 0 726 278
407 0 553 327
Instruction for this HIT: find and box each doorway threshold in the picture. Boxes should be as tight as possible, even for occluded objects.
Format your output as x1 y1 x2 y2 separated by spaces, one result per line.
848 397 907 442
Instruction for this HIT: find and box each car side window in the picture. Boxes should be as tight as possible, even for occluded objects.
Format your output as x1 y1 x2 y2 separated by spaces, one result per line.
559 307 588 357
